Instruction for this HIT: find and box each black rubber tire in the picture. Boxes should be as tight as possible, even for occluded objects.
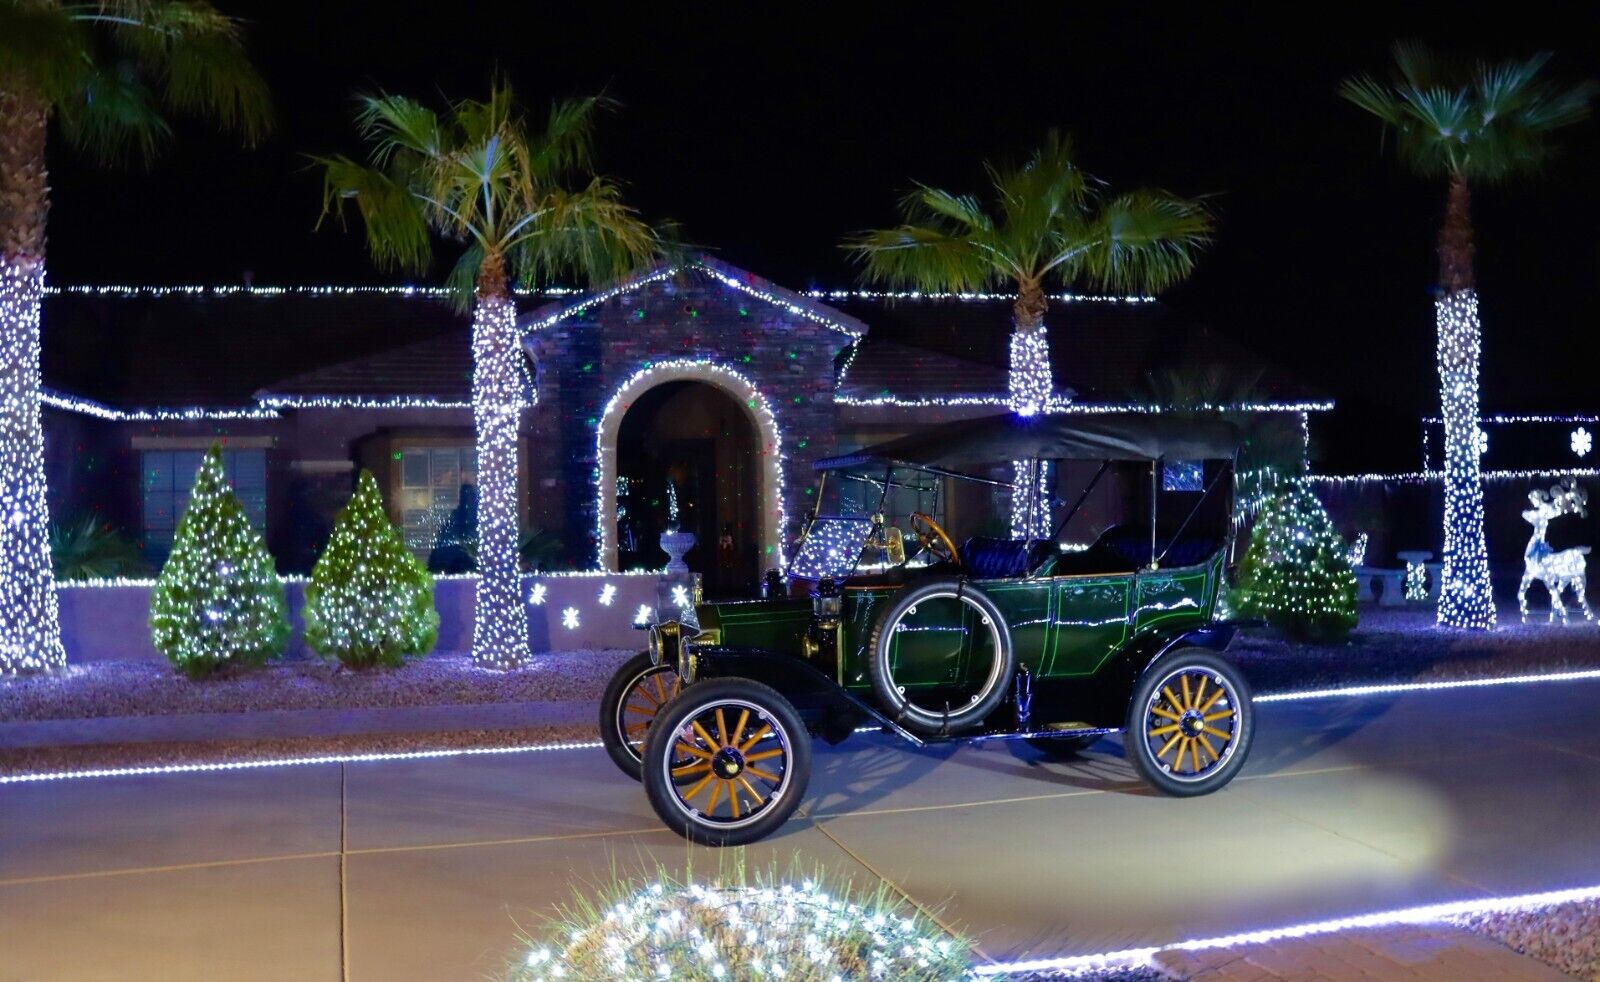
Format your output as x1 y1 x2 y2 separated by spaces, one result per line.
1024 734 1100 758
642 677 811 847
1124 648 1254 797
865 578 1015 734
598 652 679 781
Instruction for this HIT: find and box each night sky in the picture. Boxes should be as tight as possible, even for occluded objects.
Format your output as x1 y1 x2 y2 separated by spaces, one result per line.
39 4 1600 472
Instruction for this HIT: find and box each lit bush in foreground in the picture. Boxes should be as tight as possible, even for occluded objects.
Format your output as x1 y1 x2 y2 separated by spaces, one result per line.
511 868 972 981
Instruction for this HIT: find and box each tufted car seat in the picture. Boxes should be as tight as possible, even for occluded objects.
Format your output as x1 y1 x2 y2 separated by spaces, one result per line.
960 537 1055 579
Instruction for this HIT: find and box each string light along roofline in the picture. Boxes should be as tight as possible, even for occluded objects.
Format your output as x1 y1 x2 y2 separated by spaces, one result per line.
836 394 1334 412
1420 413 1600 425
256 395 475 410
45 284 581 299
804 287 1155 304
522 258 867 339
1305 466 1600 486
41 389 282 421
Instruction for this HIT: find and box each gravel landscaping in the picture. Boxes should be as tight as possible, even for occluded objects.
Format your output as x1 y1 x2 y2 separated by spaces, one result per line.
1446 898 1600 980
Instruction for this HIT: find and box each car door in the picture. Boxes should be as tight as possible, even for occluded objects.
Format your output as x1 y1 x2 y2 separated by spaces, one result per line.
1042 575 1132 677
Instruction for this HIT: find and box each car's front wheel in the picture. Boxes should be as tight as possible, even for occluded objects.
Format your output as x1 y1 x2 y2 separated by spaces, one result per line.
1125 648 1253 796
599 652 681 780
642 678 811 846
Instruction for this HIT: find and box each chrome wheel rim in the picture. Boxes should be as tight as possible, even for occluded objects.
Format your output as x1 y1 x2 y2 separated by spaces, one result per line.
1142 666 1241 783
616 665 680 762
660 698 791 830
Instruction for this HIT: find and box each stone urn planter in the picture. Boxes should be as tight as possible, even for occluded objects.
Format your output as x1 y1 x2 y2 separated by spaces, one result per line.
659 528 696 575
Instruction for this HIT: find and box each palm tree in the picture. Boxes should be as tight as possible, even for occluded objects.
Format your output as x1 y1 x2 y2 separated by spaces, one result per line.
316 84 659 669
1342 45 1595 631
844 130 1211 536
0 1 269 673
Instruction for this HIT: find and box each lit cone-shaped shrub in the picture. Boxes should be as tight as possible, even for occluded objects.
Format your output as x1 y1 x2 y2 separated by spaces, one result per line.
151 447 289 678
512 870 971 981
305 470 438 668
1233 482 1360 642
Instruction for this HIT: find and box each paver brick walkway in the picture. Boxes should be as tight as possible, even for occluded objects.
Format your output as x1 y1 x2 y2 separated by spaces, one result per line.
1156 924 1570 981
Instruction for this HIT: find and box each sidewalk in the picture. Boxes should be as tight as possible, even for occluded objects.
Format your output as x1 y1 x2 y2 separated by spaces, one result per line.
0 698 597 749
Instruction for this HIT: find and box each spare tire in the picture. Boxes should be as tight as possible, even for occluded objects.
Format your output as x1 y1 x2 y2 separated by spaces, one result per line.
865 578 1014 734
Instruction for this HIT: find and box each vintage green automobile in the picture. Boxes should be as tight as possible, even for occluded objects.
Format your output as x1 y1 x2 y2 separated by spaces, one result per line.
600 412 1255 845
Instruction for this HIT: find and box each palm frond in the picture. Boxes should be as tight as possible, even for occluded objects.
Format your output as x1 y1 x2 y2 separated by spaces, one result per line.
1343 43 1595 182
311 153 432 273
355 93 443 165
508 176 659 286
842 224 997 292
0 2 94 107
847 131 1208 298
54 61 171 165
100 0 271 145
526 93 610 180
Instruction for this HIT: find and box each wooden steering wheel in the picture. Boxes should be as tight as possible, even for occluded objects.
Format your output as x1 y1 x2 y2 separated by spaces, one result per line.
909 512 960 566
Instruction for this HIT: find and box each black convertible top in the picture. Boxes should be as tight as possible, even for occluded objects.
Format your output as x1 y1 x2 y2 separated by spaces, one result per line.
815 412 1242 471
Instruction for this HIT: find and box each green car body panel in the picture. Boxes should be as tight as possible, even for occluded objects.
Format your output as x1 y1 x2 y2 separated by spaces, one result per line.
694 550 1224 693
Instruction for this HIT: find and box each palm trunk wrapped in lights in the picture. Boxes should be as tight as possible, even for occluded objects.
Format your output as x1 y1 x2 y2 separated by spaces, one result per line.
470 253 532 668
1434 177 1495 629
1009 286 1054 538
0 90 65 673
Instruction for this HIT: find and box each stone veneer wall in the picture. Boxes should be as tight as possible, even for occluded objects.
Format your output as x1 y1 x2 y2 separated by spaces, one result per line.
527 267 853 568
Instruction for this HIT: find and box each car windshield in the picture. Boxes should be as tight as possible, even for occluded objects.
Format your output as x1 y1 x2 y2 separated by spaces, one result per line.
791 466 999 580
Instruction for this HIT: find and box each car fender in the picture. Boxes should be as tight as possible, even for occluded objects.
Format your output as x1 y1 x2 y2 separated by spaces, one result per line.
1065 621 1242 728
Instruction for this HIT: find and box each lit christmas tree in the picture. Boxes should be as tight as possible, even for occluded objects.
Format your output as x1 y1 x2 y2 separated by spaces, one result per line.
304 470 438 667
150 447 288 678
1233 482 1360 642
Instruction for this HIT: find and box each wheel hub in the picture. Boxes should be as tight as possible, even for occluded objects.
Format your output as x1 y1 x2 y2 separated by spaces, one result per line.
1179 711 1205 737
712 747 745 779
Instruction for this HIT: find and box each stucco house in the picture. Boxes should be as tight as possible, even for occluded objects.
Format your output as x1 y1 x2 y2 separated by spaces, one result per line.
41 257 1324 587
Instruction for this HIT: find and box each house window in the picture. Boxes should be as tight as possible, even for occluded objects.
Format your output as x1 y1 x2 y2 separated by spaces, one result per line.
142 449 267 559
397 446 477 558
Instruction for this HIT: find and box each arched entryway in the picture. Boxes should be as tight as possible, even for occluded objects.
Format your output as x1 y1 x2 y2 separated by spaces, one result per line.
596 361 787 585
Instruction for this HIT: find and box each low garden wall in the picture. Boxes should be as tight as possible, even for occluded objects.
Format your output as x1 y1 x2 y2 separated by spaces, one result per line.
57 573 666 663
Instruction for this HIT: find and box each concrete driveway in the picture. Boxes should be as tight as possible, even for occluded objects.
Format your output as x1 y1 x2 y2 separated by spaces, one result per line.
3 678 1598 980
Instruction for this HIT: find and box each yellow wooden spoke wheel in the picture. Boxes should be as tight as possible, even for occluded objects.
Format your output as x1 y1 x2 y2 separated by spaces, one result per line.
1126 649 1254 796
642 678 812 846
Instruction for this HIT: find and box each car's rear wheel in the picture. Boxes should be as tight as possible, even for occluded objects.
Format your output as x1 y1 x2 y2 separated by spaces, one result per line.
1125 648 1253 796
642 678 811 846
599 652 681 780
865 578 1015 734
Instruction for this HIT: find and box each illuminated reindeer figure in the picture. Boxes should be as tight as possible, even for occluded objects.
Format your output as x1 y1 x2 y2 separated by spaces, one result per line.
1518 479 1594 624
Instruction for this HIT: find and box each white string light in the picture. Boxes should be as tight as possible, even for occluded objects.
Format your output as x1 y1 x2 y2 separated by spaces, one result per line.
804 287 1155 304
0 262 66 674
46 284 579 298
973 883 1600 977
41 390 281 421
257 395 474 410
1434 292 1495 630
1305 467 1600 486
0 739 606 785
470 295 533 669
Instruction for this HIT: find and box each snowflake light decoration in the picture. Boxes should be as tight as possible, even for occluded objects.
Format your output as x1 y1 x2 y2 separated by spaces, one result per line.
561 607 580 630
671 584 691 608
633 604 654 625
1573 427 1592 459
598 583 616 606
